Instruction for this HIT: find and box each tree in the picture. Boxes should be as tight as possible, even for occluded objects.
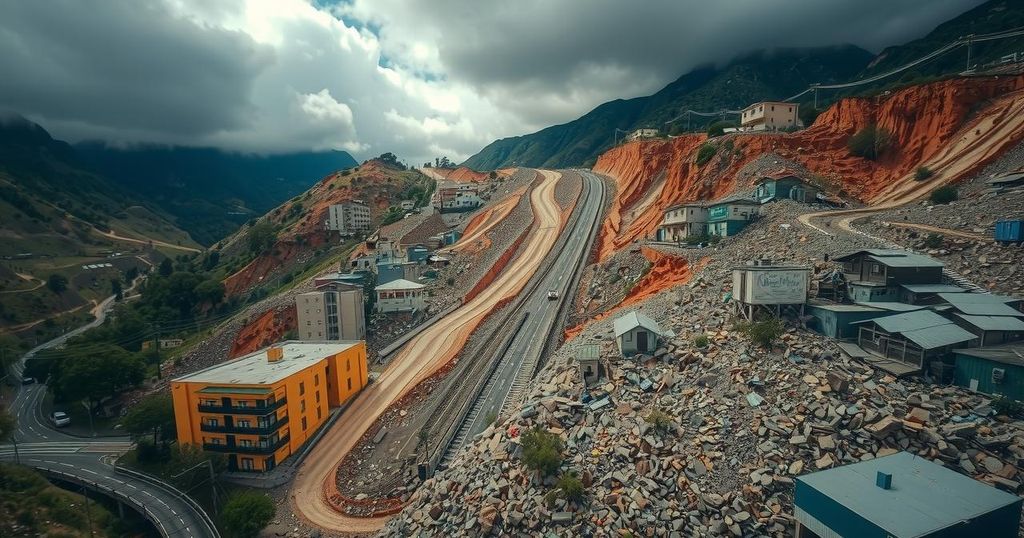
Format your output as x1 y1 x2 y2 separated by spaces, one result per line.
799 105 820 127
374 152 406 170
737 318 785 350
520 427 563 477
706 121 735 138
46 274 68 295
50 344 145 411
120 394 175 444
247 221 277 254
847 124 892 160
0 405 14 442
488 170 498 180
221 491 275 538
158 258 174 277
914 166 934 181
195 279 226 306
930 185 958 204
695 143 717 166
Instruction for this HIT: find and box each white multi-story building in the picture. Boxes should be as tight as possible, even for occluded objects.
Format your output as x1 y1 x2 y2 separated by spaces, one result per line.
657 203 708 242
326 201 371 234
296 285 366 341
431 182 482 212
375 279 426 313
740 102 800 131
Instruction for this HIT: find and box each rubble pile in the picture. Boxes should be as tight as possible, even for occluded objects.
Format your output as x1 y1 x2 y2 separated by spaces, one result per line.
387 284 1024 537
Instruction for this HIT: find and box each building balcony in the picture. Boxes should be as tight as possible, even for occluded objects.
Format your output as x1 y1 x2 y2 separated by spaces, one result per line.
198 398 286 415
200 416 288 435
203 435 290 455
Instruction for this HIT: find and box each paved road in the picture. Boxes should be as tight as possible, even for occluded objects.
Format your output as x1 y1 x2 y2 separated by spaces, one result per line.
465 170 606 438
291 169 570 533
4 282 218 537
0 447 217 537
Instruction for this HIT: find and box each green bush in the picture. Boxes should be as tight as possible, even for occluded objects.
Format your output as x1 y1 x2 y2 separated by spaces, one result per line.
692 334 709 348
520 427 563 477
799 105 820 127
555 471 585 503
737 317 785 349
993 395 1024 418
914 166 934 181
929 185 958 204
645 408 674 434
706 121 735 138
695 143 717 166
221 491 275 538
683 233 711 245
923 233 944 249
847 125 892 160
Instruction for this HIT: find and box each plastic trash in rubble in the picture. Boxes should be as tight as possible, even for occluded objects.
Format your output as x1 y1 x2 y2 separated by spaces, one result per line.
747 375 764 388
746 392 765 407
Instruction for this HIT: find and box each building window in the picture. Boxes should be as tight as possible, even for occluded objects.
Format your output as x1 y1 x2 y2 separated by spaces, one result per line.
209 437 223 445
346 359 351 372
871 264 882 275
241 458 254 470
314 374 320 386
240 439 253 448
236 400 249 408
238 419 251 428
300 400 306 412
299 382 305 395
347 378 353 391
302 417 308 431
317 408 322 420
205 418 219 427
315 391 321 403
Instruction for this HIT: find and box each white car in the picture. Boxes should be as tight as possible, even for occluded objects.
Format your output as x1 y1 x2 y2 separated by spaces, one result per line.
546 290 559 300
50 411 71 427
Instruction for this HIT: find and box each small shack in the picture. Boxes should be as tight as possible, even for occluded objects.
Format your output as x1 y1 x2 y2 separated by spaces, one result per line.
794 451 1022 538
731 261 810 320
836 249 944 303
953 313 1024 346
375 279 426 313
576 344 602 386
851 310 977 375
805 302 886 339
954 344 1024 399
753 174 818 204
939 292 1024 316
706 195 759 237
613 311 670 357
898 283 967 305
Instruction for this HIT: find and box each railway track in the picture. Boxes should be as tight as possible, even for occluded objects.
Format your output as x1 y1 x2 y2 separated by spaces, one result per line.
417 171 606 474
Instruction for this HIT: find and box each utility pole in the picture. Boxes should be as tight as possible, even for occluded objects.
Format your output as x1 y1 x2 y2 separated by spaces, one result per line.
812 84 820 110
152 323 162 379
11 434 20 465
172 459 219 514
81 485 96 537
966 34 974 71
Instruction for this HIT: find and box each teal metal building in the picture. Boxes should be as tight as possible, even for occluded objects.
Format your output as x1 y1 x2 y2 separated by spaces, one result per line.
706 196 759 237
806 302 886 339
795 451 1021 538
754 174 818 203
953 344 1024 400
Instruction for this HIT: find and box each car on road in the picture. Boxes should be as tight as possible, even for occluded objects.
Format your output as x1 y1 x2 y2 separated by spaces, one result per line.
546 290 559 300
21 376 35 385
50 411 71 427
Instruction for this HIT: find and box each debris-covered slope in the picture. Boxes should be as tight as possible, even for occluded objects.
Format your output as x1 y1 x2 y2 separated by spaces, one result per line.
594 75 1024 260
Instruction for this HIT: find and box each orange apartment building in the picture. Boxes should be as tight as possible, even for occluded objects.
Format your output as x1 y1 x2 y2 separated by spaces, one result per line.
171 341 368 472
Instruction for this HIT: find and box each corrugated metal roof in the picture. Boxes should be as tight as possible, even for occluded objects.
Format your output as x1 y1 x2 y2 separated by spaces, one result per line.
375 278 425 290
797 452 1021 537
940 292 1022 305
613 311 665 338
951 301 1024 317
901 324 977 349
955 313 1024 332
578 344 601 360
835 249 943 268
899 284 967 294
855 302 927 312
850 310 950 332
954 343 1024 367
807 302 882 313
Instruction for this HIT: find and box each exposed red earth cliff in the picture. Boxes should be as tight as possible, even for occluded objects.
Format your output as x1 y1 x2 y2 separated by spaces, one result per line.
230 305 297 357
223 160 422 296
565 248 706 340
421 165 489 183
594 75 1024 261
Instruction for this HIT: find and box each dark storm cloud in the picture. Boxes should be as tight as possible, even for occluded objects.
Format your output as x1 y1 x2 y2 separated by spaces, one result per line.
0 1 271 139
393 0 985 98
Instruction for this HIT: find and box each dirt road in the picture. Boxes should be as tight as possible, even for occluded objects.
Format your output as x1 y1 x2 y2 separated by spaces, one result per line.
290 170 565 533
884 221 993 242
93 228 202 253
800 88 1024 237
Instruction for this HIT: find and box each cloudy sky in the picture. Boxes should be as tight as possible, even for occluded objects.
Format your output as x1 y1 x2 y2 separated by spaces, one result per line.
0 0 981 165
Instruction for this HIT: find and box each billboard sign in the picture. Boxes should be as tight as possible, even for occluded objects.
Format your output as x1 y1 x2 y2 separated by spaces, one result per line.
747 269 807 304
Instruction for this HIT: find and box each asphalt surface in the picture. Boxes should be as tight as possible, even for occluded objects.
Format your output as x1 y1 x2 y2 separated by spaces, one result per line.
4 287 219 538
465 170 606 438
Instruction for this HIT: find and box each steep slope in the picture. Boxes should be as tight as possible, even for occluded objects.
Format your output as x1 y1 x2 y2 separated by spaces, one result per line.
75 143 358 245
463 46 873 170
594 75 1024 260
862 0 1024 80
221 160 433 297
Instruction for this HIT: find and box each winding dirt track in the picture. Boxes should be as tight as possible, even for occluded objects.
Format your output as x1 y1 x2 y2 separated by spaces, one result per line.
290 170 564 533
799 89 1024 235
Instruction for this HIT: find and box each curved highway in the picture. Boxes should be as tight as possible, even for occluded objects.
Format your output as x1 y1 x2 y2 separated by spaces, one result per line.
291 168 602 533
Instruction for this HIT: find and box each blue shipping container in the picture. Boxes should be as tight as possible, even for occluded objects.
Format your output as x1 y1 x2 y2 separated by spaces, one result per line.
995 220 1024 243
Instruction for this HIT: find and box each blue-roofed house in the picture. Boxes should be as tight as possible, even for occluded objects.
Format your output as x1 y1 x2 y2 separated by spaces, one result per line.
953 343 1024 400
706 195 760 237
899 283 967 305
850 310 977 375
806 302 887 339
795 451 1022 538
